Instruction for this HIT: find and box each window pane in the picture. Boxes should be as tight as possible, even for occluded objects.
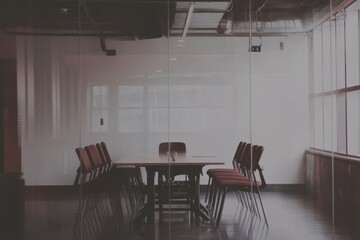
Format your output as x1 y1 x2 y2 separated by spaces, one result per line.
313 27 323 94
119 109 144 133
314 96 324 149
324 95 332 150
322 22 332 92
337 93 346 153
336 15 346 89
347 91 360 156
345 10 360 87
101 86 109 108
92 86 101 109
149 85 168 108
119 86 144 108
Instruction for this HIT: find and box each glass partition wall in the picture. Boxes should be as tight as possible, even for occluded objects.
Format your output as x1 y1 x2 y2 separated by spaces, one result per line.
308 1 360 239
1 0 360 240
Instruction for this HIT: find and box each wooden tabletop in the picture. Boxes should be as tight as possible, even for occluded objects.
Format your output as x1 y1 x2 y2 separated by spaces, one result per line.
113 154 225 167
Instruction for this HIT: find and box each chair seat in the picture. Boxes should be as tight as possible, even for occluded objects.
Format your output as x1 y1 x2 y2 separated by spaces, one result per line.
207 168 239 176
211 171 247 179
216 177 260 189
114 165 136 169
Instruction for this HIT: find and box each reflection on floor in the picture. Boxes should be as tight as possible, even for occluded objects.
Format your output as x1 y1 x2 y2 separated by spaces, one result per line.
25 192 353 240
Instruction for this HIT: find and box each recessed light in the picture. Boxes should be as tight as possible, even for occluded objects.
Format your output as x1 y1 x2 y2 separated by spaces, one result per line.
59 7 70 14
170 57 178 61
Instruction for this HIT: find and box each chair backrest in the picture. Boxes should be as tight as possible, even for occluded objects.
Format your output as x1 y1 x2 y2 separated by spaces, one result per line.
232 141 245 169
238 143 251 167
244 145 264 172
233 141 245 161
96 143 108 165
75 147 93 173
159 142 186 155
99 142 112 164
85 145 103 169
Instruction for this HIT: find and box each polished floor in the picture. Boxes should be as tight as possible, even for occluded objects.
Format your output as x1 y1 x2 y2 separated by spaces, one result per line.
25 192 353 240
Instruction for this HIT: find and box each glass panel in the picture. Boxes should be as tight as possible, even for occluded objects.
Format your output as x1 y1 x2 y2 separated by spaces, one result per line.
337 93 347 154
336 12 346 90
345 9 360 87
324 95 333 151
3 1 82 239
3 0 360 239
322 21 332 92
347 91 360 156
314 27 324 94
168 34 251 236
314 96 324 149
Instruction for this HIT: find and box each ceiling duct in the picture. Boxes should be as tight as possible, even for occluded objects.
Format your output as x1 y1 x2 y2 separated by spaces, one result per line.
0 0 176 39
0 0 356 38
213 0 355 35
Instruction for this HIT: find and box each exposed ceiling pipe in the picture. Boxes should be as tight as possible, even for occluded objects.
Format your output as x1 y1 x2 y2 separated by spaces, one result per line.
182 2 195 37
256 0 269 31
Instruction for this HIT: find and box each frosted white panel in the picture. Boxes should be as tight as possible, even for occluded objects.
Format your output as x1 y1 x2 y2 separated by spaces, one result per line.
250 36 309 184
119 86 144 108
19 35 309 185
119 109 144 133
149 85 169 107
149 108 168 132
19 36 81 185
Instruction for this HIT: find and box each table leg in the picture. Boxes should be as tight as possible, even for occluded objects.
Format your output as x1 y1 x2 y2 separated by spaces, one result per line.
195 172 200 225
146 167 155 224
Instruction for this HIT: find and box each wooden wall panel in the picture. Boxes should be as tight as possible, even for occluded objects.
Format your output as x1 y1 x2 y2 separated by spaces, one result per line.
306 151 360 239
0 59 21 173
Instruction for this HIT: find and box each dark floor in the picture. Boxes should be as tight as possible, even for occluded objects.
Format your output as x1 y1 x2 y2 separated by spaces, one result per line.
24 192 353 240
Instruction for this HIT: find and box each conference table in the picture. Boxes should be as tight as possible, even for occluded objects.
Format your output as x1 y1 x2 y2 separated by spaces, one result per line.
113 154 224 224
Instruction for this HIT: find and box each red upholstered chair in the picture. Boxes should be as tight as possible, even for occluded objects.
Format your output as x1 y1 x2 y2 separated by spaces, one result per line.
205 142 250 206
209 144 268 228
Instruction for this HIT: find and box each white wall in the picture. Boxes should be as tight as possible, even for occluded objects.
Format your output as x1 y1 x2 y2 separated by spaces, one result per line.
17 35 308 185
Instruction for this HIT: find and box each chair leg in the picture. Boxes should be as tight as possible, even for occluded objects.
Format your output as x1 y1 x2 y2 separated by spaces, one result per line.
214 187 222 220
215 187 227 228
256 190 268 228
204 177 212 203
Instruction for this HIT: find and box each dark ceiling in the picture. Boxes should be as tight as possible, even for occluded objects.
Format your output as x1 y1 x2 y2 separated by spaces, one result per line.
0 0 354 38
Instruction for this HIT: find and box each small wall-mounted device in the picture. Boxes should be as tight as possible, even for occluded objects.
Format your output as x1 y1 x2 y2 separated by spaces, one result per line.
100 35 116 56
251 45 262 52
280 42 284 51
250 36 262 52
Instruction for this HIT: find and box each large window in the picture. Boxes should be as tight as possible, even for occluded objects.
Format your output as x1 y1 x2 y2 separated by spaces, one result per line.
310 9 360 156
